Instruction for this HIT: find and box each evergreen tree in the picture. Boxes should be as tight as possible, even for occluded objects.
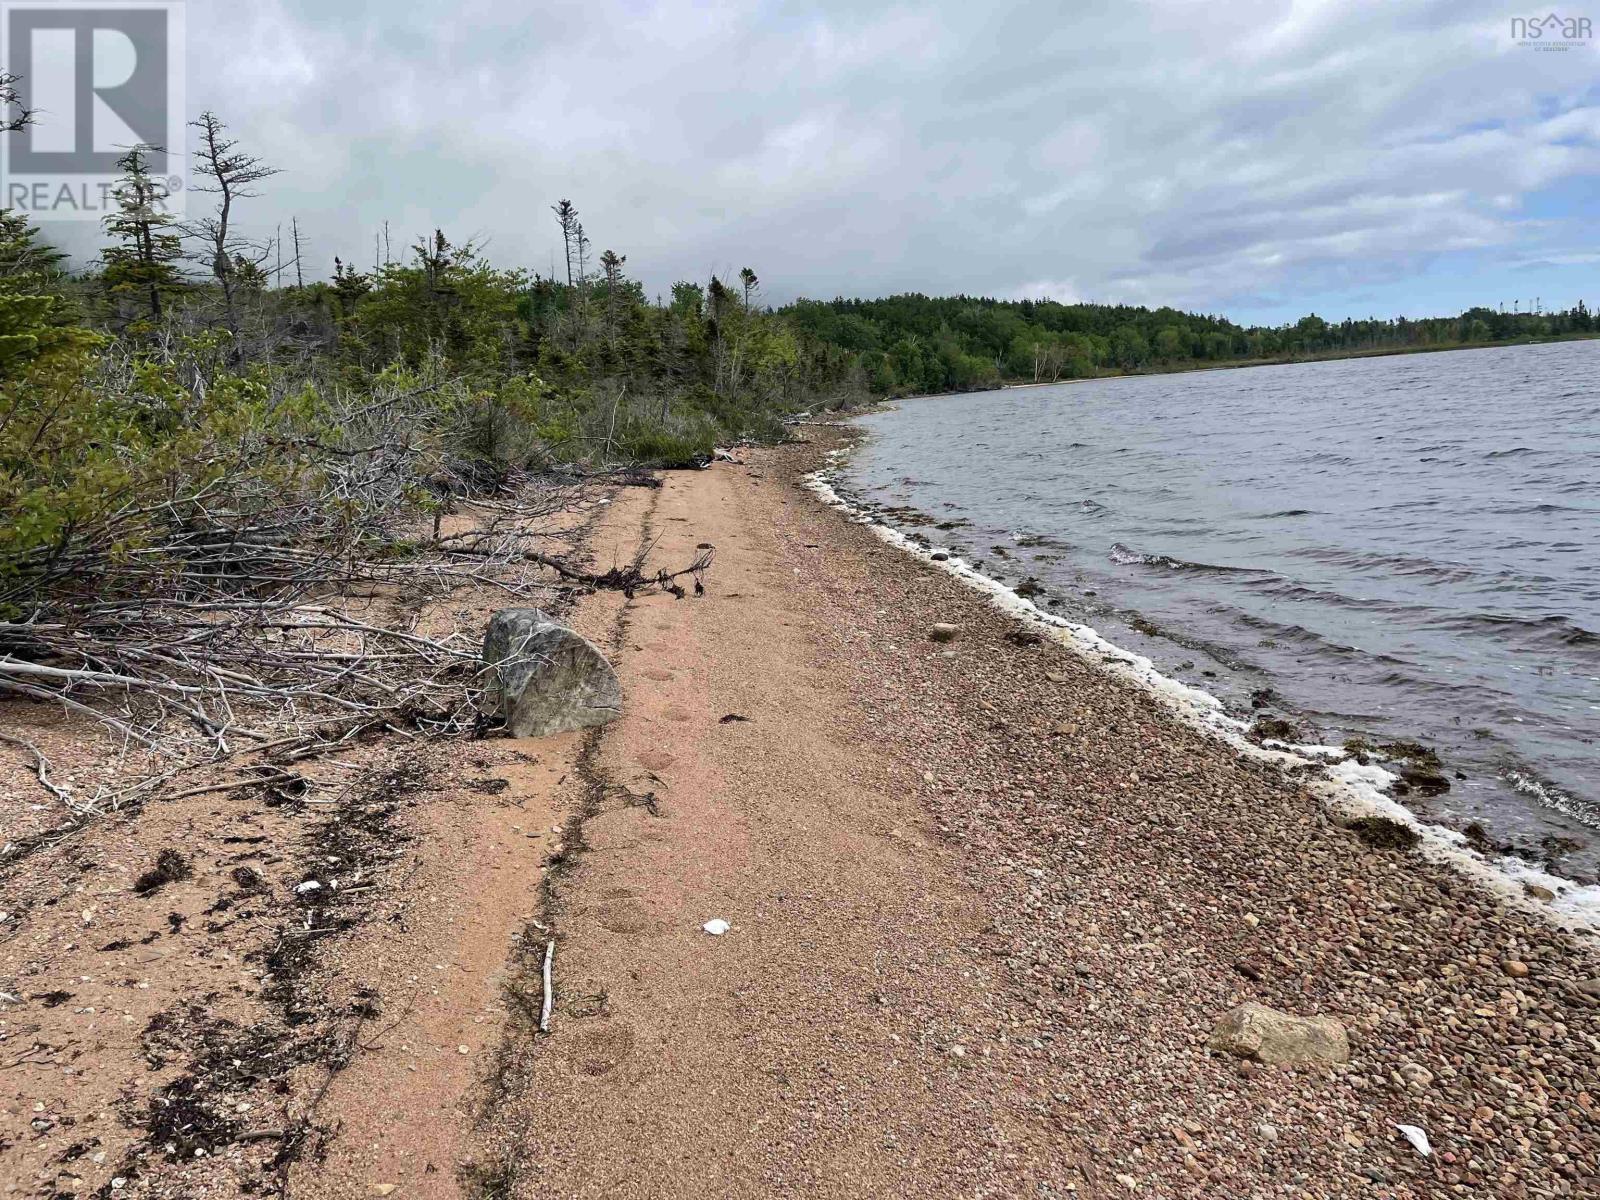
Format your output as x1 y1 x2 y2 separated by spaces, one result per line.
551 200 578 287
0 209 67 293
600 249 626 340
100 145 185 328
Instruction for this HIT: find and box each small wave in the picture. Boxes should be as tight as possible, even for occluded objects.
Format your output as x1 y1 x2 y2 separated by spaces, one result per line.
1485 447 1538 459
1012 531 1068 550
1494 501 1590 515
1433 612 1600 652
805 464 1600 930
1234 612 1417 668
1506 771 1600 830
1251 508 1316 519
1285 544 1482 584
1108 543 1268 575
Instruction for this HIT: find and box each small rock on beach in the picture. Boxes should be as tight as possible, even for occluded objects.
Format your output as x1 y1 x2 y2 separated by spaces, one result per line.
1207 1002 1350 1066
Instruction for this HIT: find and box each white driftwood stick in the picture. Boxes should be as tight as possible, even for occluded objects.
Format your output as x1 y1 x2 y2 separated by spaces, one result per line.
540 940 555 1033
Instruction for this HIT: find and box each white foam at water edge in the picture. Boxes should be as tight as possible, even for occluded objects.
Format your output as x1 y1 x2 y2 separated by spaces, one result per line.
804 454 1600 936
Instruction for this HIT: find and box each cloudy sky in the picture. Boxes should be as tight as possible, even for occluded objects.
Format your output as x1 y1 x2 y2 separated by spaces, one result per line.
36 0 1600 324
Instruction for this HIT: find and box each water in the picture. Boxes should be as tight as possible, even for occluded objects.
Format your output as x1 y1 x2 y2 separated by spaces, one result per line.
841 341 1600 884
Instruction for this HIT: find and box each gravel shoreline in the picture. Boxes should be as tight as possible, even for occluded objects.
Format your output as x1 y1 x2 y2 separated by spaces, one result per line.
765 426 1599 1197
5 428 1596 1199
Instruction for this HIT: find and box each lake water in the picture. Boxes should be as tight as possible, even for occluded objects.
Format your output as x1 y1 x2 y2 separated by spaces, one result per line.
841 341 1600 884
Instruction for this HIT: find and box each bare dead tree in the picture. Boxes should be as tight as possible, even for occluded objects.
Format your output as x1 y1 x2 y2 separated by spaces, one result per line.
189 111 280 338
291 216 306 288
0 71 37 133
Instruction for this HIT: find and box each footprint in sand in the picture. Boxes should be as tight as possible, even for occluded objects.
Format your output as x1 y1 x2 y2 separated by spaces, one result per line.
636 749 677 772
662 707 692 723
564 1022 636 1077
592 898 661 938
643 668 674 682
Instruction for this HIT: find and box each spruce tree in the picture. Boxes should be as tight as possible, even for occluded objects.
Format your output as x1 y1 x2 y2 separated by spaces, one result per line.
100 145 185 328
0 211 87 377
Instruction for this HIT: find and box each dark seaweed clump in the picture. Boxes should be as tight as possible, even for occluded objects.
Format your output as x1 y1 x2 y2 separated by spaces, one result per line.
132 849 192 896
1347 816 1421 851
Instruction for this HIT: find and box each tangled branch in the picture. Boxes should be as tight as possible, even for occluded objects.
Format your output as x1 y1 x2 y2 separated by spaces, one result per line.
1 370 712 843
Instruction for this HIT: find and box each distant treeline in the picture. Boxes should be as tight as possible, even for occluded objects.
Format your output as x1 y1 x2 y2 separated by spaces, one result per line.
1 103 884 614
7 99 1594 611
782 293 1598 395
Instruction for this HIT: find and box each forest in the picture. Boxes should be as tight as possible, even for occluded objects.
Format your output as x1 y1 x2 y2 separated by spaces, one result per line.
786 293 1597 395
4 106 1595 628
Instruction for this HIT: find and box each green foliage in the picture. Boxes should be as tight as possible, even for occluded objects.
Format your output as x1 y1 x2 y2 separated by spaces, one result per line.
0 292 57 369
7 148 1593 620
619 426 713 468
99 146 186 329
0 209 69 294
0 211 94 378
782 292 1599 395
348 231 528 371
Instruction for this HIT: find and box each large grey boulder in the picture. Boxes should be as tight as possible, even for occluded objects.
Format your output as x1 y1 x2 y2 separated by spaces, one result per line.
481 609 622 738
1207 1002 1349 1066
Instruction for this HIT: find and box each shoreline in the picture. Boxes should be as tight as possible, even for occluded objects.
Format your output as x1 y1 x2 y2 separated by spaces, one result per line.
806 427 1600 936
463 442 1600 1195
4 435 1598 1197
877 332 1600 402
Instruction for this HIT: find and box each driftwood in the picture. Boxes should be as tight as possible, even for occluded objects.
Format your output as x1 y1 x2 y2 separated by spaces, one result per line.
0 732 73 808
540 940 555 1034
0 392 712 841
524 548 714 598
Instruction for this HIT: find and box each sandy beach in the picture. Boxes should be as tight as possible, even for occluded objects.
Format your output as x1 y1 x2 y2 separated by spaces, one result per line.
3 426 1597 1199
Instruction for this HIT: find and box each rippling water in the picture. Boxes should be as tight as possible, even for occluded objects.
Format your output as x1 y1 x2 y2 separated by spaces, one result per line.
842 341 1600 883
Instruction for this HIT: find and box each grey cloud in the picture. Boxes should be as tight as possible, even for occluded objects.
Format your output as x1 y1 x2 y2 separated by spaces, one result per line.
33 0 1600 318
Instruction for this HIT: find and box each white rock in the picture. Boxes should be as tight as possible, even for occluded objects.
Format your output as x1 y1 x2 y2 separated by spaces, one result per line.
295 881 322 894
1396 1124 1432 1157
702 919 730 936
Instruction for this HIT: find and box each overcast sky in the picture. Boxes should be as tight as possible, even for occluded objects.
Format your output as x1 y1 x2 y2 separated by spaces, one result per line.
37 0 1600 325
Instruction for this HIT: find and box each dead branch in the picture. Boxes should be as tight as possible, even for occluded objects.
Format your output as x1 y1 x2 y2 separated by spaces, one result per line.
0 732 74 809
540 939 555 1034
